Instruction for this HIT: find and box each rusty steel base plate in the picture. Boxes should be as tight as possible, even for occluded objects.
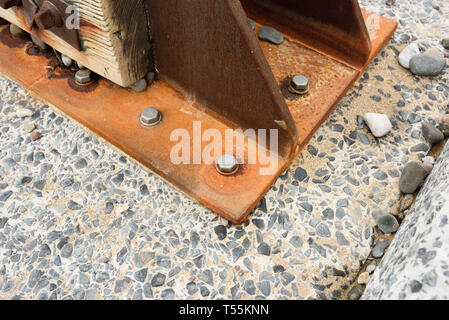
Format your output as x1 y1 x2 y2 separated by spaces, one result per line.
0 11 396 224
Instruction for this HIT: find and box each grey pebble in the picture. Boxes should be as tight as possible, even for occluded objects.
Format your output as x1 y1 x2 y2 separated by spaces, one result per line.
409 54 446 76
410 280 423 293
399 162 428 194
161 288 175 300
422 122 444 145
67 200 82 210
214 225 227 240
258 26 284 45
348 285 364 300
39 244 51 257
372 239 390 258
134 268 148 283
376 214 400 234
60 243 73 258
151 273 166 287
130 78 148 93
257 242 271 256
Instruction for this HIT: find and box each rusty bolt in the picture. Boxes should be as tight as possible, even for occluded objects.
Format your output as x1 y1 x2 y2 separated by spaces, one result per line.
289 75 310 95
34 2 63 30
216 154 240 175
0 0 21 10
140 107 162 127
75 69 93 85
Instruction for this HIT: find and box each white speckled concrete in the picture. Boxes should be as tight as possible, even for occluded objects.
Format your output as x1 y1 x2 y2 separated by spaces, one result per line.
0 0 448 300
363 140 449 300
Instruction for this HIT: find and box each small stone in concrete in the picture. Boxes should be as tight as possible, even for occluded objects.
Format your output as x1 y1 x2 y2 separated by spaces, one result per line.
400 194 414 212
258 26 284 45
16 109 33 118
10 24 27 39
398 43 420 69
366 261 377 274
348 285 364 300
363 113 393 138
30 131 42 141
410 280 423 293
422 122 444 145
61 243 73 258
399 162 428 194
357 272 370 285
23 122 36 133
131 78 148 93
372 239 389 258
151 273 166 287
376 214 400 234
409 54 446 76
61 54 73 67
442 38 449 50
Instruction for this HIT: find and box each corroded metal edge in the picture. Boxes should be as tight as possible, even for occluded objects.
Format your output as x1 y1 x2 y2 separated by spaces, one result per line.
0 10 396 224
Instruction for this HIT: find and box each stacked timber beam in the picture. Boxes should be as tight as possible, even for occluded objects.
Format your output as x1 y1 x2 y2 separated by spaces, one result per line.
0 0 152 87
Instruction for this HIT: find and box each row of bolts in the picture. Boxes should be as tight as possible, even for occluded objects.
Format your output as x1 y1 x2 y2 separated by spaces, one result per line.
1 0 311 175
140 75 309 176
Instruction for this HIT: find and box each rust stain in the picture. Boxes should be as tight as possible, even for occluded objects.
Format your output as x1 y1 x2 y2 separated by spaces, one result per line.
0 25 27 48
0 5 397 224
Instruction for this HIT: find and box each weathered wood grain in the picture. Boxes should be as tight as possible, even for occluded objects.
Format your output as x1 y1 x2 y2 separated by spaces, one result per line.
0 0 152 86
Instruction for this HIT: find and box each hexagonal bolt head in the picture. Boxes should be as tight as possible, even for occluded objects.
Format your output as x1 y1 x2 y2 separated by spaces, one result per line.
140 107 162 127
75 69 93 85
290 75 310 94
0 0 22 10
216 154 240 175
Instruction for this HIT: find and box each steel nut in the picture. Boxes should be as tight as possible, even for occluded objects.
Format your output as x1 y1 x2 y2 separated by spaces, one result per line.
140 107 162 127
0 0 21 10
216 154 240 175
290 75 310 94
75 69 92 85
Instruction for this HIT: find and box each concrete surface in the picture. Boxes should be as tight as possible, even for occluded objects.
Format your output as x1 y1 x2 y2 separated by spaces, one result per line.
0 0 448 299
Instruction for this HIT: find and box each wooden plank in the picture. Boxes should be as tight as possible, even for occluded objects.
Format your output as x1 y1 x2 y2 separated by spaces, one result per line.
0 0 152 86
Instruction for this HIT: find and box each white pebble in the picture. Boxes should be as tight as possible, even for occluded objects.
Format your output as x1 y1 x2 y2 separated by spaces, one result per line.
16 109 33 118
398 43 420 69
422 156 435 165
366 262 377 274
363 113 393 138
357 272 371 285
23 122 36 133
61 54 73 67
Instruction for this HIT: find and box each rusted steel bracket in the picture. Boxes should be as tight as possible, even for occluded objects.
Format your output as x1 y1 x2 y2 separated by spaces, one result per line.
0 0 397 224
1 0 80 50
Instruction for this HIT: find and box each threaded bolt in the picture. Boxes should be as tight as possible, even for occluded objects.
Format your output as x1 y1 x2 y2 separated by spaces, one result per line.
140 107 162 127
289 75 310 95
75 69 93 85
216 154 240 175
